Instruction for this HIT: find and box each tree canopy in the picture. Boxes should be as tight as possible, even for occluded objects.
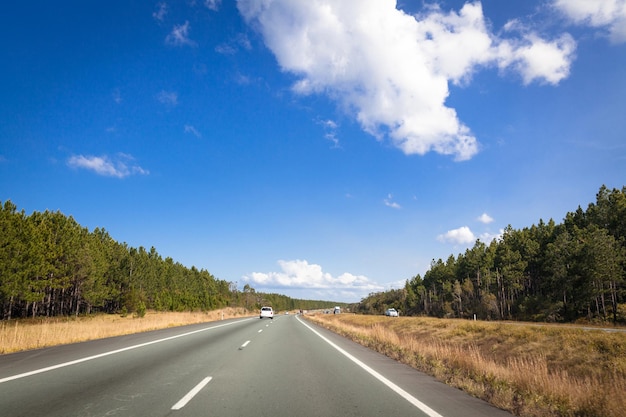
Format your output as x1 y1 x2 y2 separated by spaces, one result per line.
353 185 626 324
0 201 342 319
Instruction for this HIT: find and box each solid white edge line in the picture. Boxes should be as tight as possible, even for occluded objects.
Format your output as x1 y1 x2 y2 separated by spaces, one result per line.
0 318 254 384
171 376 212 410
296 316 445 417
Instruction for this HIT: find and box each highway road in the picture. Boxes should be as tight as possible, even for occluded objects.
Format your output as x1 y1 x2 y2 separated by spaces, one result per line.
0 314 514 417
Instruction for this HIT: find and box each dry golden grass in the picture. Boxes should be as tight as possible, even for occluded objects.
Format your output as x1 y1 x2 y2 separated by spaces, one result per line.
307 314 626 417
0 307 252 354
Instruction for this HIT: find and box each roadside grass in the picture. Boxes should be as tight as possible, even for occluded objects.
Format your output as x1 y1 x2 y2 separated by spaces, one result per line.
307 314 626 417
0 307 251 354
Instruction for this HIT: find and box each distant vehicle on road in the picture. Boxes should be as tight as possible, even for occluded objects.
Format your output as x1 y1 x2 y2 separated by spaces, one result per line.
333 306 341 314
385 308 399 317
260 306 274 319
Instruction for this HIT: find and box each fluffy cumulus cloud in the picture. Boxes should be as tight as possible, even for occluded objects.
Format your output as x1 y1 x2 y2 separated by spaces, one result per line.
554 0 626 43
479 229 504 243
438 224 503 245
237 0 576 161
437 226 476 245
244 259 383 300
477 212 494 224
67 154 149 178
496 23 575 85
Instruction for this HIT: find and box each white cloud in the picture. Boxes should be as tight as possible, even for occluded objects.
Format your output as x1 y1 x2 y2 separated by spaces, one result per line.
153 2 168 21
236 33 252 50
437 226 475 245
324 132 340 148
384 194 401 209
166 21 196 47
479 229 504 243
244 259 384 298
205 0 222 12
67 154 149 178
554 0 626 43
317 118 340 147
320 119 337 130
156 90 178 106
216 34 252 55
215 44 237 55
237 0 576 161
477 212 494 224
496 28 576 85
184 125 202 138
234 72 252 85
438 224 503 246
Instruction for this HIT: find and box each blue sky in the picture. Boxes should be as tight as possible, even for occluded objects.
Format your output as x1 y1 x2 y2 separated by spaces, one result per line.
1 1 625 303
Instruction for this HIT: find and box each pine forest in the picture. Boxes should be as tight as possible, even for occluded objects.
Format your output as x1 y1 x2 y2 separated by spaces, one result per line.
2 185 625 324
0 201 337 320
355 185 626 324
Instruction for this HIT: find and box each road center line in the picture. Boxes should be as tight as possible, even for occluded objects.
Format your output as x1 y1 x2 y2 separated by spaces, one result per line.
171 376 212 410
0 318 253 384
297 316 444 417
258 329 263 333
239 340 251 349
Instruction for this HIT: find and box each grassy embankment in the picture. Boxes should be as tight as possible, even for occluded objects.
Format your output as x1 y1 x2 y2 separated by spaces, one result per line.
307 313 626 417
0 307 251 354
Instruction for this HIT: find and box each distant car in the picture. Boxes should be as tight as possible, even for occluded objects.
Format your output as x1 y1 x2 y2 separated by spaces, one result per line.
260 306 273 319
385 308 399 317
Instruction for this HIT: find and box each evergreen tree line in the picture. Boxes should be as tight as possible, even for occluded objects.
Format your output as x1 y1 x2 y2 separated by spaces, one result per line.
0 201 340 320
236 284 343 313
354 186 626 324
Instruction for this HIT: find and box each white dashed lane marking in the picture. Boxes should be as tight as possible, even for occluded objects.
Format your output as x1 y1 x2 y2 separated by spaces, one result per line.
171 376 212 410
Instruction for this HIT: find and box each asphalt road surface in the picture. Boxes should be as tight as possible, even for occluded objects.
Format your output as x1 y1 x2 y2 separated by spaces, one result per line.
0 314 514 417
